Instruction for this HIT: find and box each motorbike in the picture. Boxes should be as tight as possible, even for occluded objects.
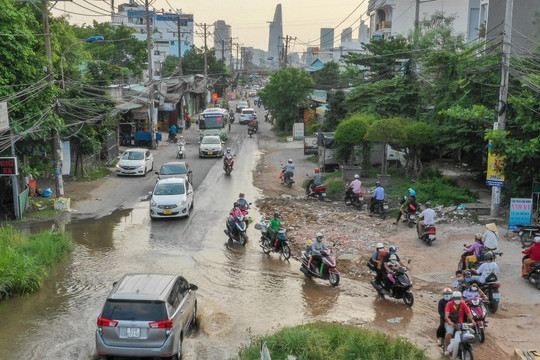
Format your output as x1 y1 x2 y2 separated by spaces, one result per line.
305 175 326 201
300 249 340 286
279 165 294 188
446 323 476 360
185 119 191 129
370 198 388 220
466 297 488 343
248 127 255 137
522 255 540 290
457 247 503 271
479 273 501 314
516 224 540 247
224 215 247 245
416 222 436 246
255 221 291 260
371 266 414 306
405 202 418 228
229 111 235 123
224 156 234 176
176 141 185 159
167 133 177 143
344 188 364 210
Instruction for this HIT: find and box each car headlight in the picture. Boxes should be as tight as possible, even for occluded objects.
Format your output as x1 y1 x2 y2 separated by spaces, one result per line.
150 200 156 206
116 164 120 168
177 201 185 206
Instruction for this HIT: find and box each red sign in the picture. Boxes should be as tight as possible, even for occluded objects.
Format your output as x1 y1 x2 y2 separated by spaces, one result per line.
212 93 219 101
0 157 18 176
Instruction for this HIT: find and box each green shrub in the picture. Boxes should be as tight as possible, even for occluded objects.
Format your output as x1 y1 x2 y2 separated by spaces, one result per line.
325 180 345 195
235 322 429 360
306 156 318 164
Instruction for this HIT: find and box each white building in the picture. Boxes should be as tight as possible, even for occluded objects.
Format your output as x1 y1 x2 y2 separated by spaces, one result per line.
368 0 481 42
111 1 194 79
214 20 232 64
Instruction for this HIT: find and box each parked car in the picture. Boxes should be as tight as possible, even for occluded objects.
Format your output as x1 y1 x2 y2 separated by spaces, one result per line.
155 161 193 184
116 148 154 176
239 108 256 124
235 100 249 113
248 90 257 97
149 178 194 218
199 135 224 158
95 273 198 360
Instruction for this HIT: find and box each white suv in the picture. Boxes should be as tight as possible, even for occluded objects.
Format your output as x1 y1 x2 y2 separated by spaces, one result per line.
239 108 256 124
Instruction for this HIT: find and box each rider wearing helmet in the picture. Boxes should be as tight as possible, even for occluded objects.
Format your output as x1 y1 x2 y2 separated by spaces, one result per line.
346 174 362 204
228 201 243 230
437 287 454 345
369 180 385 214
395 188 418 225
281 159 295 184
417 201 435 235
522 236 540 276
369 243 388 285
269 212 285 246
444 291 476 353
308 168 323 194
236 192 250 210
223 148 234 170
469 251 499 284
307 232 329 274
382 246 409 270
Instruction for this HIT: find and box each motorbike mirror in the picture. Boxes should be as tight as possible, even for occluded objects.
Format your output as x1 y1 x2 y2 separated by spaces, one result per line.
407 258 411 264
249 202 252 205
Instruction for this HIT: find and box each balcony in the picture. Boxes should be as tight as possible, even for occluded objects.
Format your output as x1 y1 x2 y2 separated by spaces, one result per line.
377 21 392 31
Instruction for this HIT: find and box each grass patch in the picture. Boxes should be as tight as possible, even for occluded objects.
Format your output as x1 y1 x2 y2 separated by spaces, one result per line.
75 166 112 181
325 180 345 195
0 225 72 299
24 198 62 220
306 156 318 164
235 322 429 360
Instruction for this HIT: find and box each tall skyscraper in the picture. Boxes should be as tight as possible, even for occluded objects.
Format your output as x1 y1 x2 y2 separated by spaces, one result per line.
341 27 352 43
214 20 231 63
268 4 283 64
320 28 334 50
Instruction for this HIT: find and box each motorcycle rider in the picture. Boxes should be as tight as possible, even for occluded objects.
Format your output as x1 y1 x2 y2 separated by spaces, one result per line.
464 233 485 269
452 270 464 290
463 281 488 302
417 201 435 235
444 291 476 356
395 188 417 225
229 109 235 121
369 181 385 214
382 246 409 270
168 123 178 142
522 236 540 276
482 223 499 250
470 252 499 284
223 148 234 170
437 288 453 347
308 168 323 195
307 232 329 274
345 174 362 204
384 254 401 284
369 243 388 285
281 159 295 184
269 212 285 247
228 202 243 233
236 192 250 211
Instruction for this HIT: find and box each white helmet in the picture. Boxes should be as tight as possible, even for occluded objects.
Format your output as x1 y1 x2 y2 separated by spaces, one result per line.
354 174 359 179
452 291 462 299
534 236 540 243
376 242 384 249
288 159 293 163
226 148 231 153
315 232 323 240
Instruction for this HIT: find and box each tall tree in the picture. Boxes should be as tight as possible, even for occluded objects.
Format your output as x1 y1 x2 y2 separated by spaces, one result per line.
333 113 377 167
402 121 437 179
312 61 341 89
365 117 407 175
258 68 314 132
322 90 347 131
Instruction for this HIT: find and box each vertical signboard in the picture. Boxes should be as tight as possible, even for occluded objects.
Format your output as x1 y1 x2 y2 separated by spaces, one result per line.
508 198 533 231
486 142 505 187
0 101 9 131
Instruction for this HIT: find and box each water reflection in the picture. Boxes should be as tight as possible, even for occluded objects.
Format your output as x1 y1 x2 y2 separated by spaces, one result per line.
372 296 414 329
301 279 340 317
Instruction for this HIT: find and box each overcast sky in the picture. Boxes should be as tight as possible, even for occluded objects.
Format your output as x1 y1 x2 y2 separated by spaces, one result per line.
51 0 369 52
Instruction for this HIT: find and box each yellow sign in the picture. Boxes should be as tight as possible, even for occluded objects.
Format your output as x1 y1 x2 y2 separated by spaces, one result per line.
486 145 505 186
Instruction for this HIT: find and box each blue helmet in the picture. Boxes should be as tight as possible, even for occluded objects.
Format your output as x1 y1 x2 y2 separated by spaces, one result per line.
389 246 397 253
408 188 416 196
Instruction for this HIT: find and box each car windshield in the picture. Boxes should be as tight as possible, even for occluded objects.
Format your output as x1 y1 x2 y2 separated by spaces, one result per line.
122 151 144 160
202 137 221 144
238 101 248 107
242 110 254 115
160 164 187 175
101 300 167 321
154 182 185 195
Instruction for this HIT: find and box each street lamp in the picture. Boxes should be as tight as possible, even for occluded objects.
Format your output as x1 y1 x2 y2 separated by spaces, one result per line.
60 36 104 92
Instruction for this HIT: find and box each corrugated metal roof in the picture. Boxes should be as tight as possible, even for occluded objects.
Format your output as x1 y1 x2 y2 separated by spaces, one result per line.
116 102 143 110
310 89 327 103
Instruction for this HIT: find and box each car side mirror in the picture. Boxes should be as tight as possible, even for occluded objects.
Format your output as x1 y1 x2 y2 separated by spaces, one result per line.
155 171 159 175
188 170 192 173
148 191 153 196
189 283 198 291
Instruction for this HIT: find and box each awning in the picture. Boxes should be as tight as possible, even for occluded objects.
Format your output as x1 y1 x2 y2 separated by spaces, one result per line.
310 89 328 103
116 102 143 110
316 105 328 114
158 103 176 112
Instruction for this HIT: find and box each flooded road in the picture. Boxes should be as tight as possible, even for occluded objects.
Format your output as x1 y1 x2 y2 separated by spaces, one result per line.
0 110 410 360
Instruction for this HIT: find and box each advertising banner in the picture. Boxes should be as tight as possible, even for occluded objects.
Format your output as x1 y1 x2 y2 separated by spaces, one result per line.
486 142 505 187
508 198 533 231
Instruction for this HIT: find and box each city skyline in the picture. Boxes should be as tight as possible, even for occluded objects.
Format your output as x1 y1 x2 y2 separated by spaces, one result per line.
51 0 369 52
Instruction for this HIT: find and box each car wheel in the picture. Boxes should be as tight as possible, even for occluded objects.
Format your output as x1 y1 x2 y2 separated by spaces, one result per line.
143 166 147 176
150 161 153 172
171 335 183 360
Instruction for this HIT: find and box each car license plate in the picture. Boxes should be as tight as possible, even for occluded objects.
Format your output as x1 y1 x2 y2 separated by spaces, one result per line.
493 293 500 302
127 327 140 338
207 151 213 155
163 209 172 215
429 234 436 240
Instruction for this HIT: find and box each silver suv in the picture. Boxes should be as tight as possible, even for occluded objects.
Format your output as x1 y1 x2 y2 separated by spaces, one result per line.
95 273 198 359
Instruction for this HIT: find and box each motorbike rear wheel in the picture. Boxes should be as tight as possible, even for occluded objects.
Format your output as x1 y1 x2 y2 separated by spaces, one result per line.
281 245 291 259
459 346 474 360
403 291 414 307
378 206 387 220
239 232 247 246
262 238 271 254
328 272 340 286
520 233 535 247
487 291 499 314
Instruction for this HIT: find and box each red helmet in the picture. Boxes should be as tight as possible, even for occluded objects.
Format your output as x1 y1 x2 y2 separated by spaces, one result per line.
314 168 320 173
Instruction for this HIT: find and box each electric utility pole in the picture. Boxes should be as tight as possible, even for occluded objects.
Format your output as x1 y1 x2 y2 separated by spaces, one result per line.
145 0 156 149
279 35 295 68
414 0 436 33
201 23 209 107
41 0 64 198
490 0 513 218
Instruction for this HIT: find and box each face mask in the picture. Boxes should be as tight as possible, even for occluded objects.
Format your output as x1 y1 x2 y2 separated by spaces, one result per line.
454 299 461 305
471 287 478 291
465 277 472 283
456 277 463 281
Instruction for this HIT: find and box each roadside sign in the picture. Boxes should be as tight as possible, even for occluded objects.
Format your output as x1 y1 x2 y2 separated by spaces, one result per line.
0 157 18 176
533 179 540 194
486 142 505 187
508 198 533 231
0 102 9 132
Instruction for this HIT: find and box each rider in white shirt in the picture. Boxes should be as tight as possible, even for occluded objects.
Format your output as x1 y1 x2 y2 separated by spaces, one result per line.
418 202 435 234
